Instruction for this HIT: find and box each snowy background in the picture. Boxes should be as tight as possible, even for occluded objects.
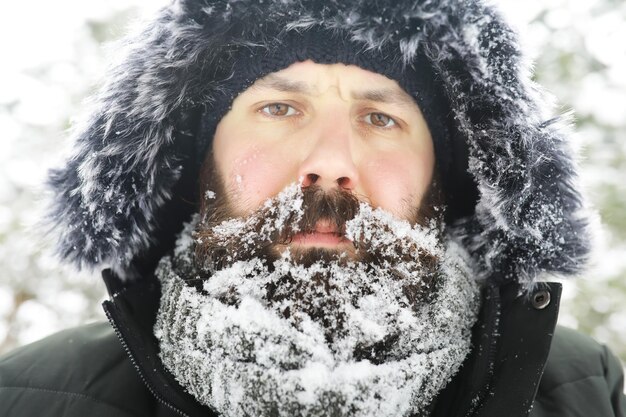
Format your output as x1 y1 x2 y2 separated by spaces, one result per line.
0 0 625 374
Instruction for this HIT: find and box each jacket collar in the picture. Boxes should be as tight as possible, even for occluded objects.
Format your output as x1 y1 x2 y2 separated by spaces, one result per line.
102 269 561 417
432 281 562 417
102 269 215 417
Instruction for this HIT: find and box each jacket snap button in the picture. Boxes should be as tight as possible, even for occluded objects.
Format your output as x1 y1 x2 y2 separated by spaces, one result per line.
532 290 551 310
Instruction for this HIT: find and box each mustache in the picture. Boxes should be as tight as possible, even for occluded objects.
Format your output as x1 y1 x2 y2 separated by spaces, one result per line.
194 185 362 266
276 185 361 243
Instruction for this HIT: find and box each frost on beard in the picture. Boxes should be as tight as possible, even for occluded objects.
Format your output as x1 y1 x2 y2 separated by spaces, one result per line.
154 183 481 417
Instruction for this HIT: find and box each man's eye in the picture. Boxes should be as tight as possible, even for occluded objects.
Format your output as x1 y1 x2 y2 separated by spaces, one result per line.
365 112 397 128
260 103 297 117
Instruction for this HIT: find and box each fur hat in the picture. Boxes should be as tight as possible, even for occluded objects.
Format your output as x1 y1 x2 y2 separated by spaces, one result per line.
47 0 590 286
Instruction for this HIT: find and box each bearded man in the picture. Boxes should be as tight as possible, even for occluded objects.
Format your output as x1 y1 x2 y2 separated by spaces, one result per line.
0 0 624 416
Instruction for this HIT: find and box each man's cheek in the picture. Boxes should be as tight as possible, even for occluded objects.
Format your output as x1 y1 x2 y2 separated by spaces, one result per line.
362 156 426 217
227 147 295 212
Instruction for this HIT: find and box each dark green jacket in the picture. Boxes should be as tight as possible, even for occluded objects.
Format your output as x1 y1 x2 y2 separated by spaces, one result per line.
1 280 624 417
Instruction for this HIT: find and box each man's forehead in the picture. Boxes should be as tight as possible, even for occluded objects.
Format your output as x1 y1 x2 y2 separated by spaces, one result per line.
249 68 417 108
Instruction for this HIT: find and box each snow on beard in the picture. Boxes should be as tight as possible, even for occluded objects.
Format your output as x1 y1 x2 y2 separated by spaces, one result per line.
155 180 480 417
189 179 445 355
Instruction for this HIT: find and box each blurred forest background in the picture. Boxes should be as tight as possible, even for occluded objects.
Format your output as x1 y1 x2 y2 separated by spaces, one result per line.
1 0 625 372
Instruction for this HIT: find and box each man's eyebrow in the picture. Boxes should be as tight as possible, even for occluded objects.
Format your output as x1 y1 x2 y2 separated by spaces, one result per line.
251 74 312 94
350 88 416 108
252 74 415 107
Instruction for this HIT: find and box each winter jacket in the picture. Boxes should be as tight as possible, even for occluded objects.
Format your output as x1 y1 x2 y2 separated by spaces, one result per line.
1 0 622 415
1 275 624 417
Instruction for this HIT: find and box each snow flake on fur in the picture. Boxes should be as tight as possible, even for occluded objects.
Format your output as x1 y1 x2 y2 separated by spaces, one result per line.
47 0 589 284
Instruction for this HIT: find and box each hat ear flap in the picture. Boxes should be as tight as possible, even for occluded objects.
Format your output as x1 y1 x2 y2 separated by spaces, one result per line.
47 112 195 279
435 7 591 286
46 6 208 278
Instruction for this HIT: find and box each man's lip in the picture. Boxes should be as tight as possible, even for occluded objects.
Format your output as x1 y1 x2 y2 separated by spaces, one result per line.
290 221 351 246
290 231 351 246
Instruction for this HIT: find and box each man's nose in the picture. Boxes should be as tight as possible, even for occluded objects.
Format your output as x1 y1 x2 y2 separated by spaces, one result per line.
297 113 359 190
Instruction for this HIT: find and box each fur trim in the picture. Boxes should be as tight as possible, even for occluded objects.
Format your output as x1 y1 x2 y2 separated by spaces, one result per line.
47 0 590 284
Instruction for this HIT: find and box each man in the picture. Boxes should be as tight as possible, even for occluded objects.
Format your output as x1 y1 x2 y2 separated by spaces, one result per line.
0 0 624 416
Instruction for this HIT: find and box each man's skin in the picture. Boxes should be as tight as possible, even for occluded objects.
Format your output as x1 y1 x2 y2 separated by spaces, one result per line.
212 60 436 258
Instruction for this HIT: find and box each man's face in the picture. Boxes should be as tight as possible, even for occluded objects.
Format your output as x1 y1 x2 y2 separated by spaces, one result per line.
211 60 435 258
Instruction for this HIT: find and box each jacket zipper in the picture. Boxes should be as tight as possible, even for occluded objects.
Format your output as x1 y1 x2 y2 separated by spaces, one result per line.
104 305 190 417
464 285 501 417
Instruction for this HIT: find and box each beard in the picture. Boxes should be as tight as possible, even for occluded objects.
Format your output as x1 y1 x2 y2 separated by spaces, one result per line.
154 156 481 417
